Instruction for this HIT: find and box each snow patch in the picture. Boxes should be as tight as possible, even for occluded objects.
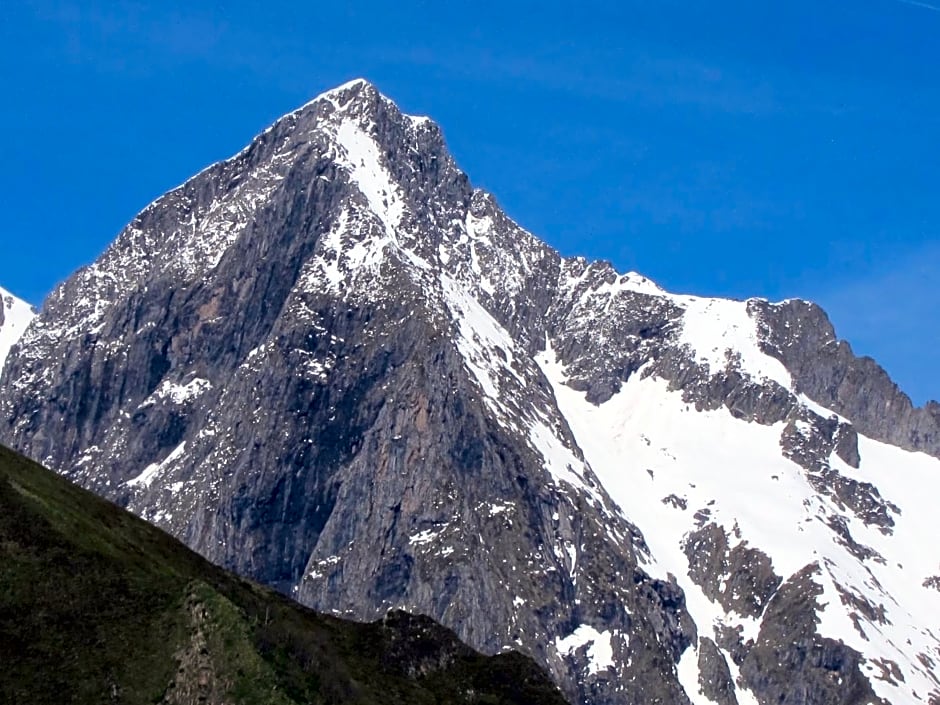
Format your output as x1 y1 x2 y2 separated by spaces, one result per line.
0 287 35 373
151 377 212 405
619 271 665 296
334 118 405 238
527 420 595 498
555 625 617 675
488 501 514 516
126 442 187 489
410 528 445 546
676 296 791 387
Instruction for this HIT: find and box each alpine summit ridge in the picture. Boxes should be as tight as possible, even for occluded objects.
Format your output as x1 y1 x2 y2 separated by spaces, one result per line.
2 79 937 705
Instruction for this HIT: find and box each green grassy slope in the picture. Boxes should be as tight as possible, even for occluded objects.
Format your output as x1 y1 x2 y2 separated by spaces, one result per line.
0 445 568 705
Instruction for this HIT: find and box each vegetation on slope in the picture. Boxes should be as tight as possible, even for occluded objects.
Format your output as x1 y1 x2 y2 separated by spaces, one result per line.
0 444 567 705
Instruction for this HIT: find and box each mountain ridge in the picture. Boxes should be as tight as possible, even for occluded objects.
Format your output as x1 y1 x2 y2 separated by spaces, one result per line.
1 79 937 705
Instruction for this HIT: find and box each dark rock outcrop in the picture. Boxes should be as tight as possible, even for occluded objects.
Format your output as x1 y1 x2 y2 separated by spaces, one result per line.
752 298 940 459
698 637 739 705
739 564 884 705
683 523 782 619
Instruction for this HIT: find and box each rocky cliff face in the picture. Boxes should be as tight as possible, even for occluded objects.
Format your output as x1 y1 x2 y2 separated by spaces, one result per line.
2 79 938 705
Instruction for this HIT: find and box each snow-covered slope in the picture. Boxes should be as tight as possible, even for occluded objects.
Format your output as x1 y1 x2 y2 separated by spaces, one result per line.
538 337 940 704
2 79 938 705
0 286 34 374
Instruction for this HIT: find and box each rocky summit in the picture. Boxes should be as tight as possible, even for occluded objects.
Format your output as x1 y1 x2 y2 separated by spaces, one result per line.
1 79 938 705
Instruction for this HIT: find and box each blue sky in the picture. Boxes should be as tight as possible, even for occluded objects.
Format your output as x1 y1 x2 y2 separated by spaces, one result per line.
2 0 938 403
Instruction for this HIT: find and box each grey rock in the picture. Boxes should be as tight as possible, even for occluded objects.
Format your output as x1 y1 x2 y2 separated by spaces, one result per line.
779 416 899 533
714 624 751 667
739 564 885 705
683 523 782 619
698 637 739 705
752 298 940 459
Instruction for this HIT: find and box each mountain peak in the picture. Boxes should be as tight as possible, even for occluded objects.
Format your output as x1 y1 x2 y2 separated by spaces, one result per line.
323 76 375 97
3 81 940 705
331 76 372 90
317 77 381 111
292 78 431 129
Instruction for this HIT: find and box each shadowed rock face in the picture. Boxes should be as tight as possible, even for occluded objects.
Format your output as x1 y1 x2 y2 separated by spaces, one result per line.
683 523 782 619
752 299 940 458
739 565 884 705
2 79 938 704
698 637 738 705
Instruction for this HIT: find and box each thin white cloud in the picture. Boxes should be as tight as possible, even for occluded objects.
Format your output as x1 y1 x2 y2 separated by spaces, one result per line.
888 0 940 13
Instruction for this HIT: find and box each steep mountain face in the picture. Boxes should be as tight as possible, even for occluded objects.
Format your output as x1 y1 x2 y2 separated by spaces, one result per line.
0 444 567 705
1 79 938 705
0 286 34 373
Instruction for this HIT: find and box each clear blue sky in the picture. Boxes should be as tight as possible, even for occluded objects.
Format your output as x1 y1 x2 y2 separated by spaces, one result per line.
2 1 938 403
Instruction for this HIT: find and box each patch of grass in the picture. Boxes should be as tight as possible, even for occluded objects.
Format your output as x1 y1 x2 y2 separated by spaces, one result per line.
0 445 568 705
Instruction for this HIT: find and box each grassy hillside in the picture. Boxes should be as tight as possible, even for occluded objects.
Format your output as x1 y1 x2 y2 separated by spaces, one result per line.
0 444 567 705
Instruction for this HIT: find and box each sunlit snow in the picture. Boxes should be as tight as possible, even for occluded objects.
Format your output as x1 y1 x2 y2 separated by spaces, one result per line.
537 343 940 704
126 442 187 489
555 625 618 675
0 287 35 373
674 295 791 387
